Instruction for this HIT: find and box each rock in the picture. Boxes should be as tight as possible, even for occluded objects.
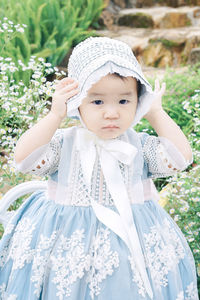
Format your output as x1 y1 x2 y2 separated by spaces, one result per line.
106 0 200 7
118 12 154 27
189 47 200 64
183 34 200 63
110 6 200 28
103 0 110 7
193 8 200 18
97 25 200 67
112 0 126 8
100 10 115 30
142 42 173 67
159 12 191 28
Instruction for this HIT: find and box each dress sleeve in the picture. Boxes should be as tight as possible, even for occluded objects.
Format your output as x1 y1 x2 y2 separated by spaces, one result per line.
15 129 64 176
140 133 192 178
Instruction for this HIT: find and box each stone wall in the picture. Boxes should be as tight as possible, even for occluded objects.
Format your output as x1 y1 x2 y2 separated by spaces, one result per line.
105 0 200 8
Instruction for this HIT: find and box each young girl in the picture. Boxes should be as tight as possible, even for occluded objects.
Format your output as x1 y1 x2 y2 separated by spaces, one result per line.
0 37 198 300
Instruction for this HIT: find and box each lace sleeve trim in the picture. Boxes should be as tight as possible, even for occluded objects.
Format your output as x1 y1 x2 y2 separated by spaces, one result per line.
16 129 64 176
143 135 191 178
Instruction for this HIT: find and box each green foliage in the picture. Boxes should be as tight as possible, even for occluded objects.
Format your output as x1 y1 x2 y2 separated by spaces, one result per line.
0 0 104 67
164 166 200 296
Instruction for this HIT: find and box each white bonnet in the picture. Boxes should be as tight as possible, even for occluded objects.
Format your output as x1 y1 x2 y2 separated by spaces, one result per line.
67 37 154 125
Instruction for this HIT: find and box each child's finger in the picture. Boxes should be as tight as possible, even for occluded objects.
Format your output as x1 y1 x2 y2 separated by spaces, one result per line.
160 82 166 95
55 77 76 90
65 88 80 103
154 78 160 92
60 81 79 95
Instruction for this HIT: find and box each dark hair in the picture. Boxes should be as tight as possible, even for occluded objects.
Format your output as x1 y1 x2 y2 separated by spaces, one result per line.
112 72 142 96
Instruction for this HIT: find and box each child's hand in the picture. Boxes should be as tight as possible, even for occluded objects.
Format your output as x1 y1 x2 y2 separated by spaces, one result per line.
51 77 79 120
144 79 166 121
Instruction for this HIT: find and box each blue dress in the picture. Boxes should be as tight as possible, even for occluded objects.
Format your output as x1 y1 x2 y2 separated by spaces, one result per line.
0 127 198 300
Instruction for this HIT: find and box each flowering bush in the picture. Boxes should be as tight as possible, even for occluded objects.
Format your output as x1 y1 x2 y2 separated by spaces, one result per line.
163 90 200 295
0 20 69 193
164 165 200 295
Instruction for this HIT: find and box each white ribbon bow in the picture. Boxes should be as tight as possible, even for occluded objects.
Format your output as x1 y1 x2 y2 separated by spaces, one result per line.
76 128 153 299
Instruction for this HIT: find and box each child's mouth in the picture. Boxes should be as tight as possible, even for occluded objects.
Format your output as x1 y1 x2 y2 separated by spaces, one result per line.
102 125 119 129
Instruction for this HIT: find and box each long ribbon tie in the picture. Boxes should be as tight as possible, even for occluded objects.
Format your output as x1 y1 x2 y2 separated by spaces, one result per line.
76 128 153 299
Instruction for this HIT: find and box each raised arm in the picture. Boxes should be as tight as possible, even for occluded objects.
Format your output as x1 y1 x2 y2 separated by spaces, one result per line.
144 79 192 162
14 78 79 163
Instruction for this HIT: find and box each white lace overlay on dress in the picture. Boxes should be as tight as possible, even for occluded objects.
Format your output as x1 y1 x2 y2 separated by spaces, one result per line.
7 217 36 271
86 227 119 299
68 150 116 207
50 229 90 300
31 231 58 297
1 215 197 299
128 256 147 297
15 129 64 176
0 283 17 300
176 282 199 300
144 218 185 289
142 135 190 178
49 228 119 300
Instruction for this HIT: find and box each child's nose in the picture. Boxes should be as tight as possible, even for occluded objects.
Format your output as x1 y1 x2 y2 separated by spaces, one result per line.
103 105 119 119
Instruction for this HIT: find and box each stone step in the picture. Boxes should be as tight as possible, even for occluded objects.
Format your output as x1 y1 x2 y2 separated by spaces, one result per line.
97 26 200 67
101 6 200 29
105 0 200 9
118 6 200 28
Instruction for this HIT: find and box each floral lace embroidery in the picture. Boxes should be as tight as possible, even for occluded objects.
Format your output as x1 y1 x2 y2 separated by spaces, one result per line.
144 218 185 289
50 228 119 300
0 283 6 299
176 282 198 300
0 283 17 300
176 291 184 300
50 229 90 300
0 243 9 268
185 282 198 300
31 231 58 297
128 256 146 298
86 227 119 299
8 217 35 270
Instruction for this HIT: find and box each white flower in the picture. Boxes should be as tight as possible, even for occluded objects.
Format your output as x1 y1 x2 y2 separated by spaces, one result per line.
174 215 179 222
11 107 18 112
180 206 189 213
16 27 24 33
0 129 6 134
9 166 16 173
10 66 17 72
187 237 194 242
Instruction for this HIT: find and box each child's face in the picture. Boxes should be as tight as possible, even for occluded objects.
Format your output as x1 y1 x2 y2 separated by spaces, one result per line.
79 74 138 140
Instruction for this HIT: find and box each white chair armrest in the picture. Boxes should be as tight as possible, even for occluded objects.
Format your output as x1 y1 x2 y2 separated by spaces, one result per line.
0 180 47 228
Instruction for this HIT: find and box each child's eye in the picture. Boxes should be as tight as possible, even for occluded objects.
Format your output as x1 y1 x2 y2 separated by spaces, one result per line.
119 99 129 104
92 100 103 105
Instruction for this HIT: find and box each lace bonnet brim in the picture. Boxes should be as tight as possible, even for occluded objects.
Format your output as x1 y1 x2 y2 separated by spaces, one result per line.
67 37 153 126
